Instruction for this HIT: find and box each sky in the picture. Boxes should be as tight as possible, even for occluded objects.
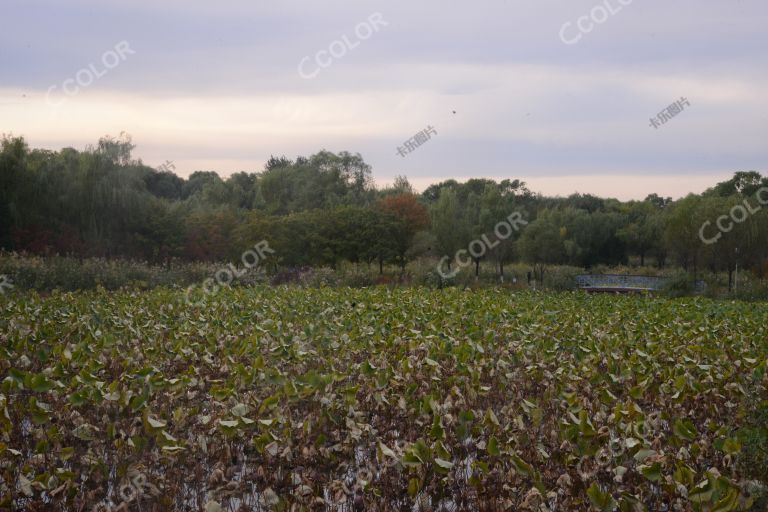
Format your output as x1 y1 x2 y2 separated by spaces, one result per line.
1 0 766 200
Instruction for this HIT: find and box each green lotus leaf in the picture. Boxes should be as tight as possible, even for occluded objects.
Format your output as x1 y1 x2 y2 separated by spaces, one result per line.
673 418 698 441
587 482 617 511
147 416 167 429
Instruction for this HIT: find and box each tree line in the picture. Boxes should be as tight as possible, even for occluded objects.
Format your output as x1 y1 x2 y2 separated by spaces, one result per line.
1 134 767 287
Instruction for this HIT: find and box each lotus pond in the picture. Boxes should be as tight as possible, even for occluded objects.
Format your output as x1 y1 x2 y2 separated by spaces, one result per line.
1 287 767 511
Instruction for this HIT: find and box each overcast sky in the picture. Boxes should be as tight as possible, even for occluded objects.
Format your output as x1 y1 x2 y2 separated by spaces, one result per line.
2 0 766 199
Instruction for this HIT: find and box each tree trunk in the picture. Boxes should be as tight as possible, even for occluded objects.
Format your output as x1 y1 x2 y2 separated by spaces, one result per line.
693 256 698 282
475 258 480 277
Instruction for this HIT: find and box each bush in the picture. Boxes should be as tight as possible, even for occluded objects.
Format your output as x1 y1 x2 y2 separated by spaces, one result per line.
542 265 582 291
297 267 341 288
738 405 768 479
3 253 765 302
336 263 376 287
737 399 768 508
662 271 698 297
0 252 213 292
733 279 768 302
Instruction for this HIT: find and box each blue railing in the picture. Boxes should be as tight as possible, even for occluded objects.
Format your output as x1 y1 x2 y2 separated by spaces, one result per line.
575 274 706 293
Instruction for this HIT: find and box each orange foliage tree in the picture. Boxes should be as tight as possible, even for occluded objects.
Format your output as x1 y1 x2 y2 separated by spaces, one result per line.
377 193 429 271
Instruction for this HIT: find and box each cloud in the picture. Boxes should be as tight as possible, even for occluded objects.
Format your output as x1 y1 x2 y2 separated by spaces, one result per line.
1 0 766 199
